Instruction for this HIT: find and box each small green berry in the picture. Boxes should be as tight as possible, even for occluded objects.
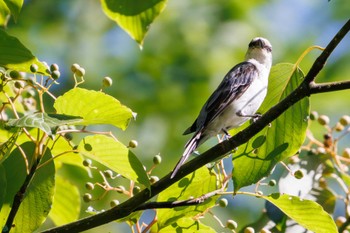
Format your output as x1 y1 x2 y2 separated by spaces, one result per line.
117 185 125 193
50 63 59 72
342 148 350 158
226 219 237 229
85 182 95 190
218 198 228 207
335 216 346 227
30 64 39 73
133 186 141 195
51 70 60 80
75 67 85 77
102 76 113 87
104 170 113 178
318 115 330 126
244 227 255 233
128 140 138 148
82 159 92 167
150 176 159 184
9 70 22 79
268 179 276 186
319 177 327 189
14 81 24 89
83 193 92 203
294 170 304 179
340 115 350 126
335 122 344 132
153 154 162 165
71 63 80 73
309 111 318 121
110 200 120 207
84 143 92 151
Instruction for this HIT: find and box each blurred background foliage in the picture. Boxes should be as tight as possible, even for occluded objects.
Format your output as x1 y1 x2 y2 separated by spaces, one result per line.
5 0 350 231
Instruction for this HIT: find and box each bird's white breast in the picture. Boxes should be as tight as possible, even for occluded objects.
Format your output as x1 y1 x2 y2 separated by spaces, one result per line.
205 60 269 137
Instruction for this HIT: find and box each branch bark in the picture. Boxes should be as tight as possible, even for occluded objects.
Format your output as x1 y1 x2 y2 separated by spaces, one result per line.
42 18 350 233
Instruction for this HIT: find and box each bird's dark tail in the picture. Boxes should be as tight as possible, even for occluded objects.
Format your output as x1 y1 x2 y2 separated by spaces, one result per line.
170 131 203 179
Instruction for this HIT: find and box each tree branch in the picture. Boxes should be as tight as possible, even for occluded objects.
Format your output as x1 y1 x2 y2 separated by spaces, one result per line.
41 18 350 233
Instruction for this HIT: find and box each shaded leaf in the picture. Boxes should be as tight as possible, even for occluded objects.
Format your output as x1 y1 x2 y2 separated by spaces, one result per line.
156 167 217 230
78 135 150 188
101 0 167 46
263 193 337 233
232 63 309 191
54 88 134 130
0 142 55 233
0 29 48 74
7 112 83 135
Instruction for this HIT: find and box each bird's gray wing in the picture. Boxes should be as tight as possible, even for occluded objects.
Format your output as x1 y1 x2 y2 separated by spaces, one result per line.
184 61 258 134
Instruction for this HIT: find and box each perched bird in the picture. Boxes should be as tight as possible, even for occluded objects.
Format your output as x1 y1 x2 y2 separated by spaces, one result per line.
171 37 272 179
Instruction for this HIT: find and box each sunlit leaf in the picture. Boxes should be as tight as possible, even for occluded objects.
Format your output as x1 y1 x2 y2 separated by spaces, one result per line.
0 1 10 27
232 63 309 191
0 128 20 164
155 167 217 230
4 0 23 21
6 113 83 135
0 142 55 233
48 175 80 226
54 88 134 130
78 135 150 188
263 193 337 233
0 29 48 74
100 0 167 47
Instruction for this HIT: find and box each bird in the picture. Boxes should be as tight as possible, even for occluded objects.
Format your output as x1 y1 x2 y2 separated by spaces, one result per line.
170 37 273 179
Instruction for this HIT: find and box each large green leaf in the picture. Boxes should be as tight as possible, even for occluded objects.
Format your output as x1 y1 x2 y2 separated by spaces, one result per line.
54 88 134 130
48 175 80 226
3 0 23 21
263 193 337 233
78 135 150 188
0 142 55 233
155 167 217 230
6 113 83 135
0 29 48 74
101 0 167 47
232 63 309 191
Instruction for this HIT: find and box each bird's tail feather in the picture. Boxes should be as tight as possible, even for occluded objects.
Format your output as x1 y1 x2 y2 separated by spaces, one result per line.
170 132 203 179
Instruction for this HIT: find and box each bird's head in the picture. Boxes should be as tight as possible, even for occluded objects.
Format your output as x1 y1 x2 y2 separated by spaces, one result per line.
245 37 272 69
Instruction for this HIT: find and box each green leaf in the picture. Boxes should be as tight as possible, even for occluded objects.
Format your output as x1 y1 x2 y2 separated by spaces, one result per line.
6 113 83 135
3 0 23 22
0 29 48 74
0 128 20 164
155 167 217 230
232 63 309 191
156 217 216 233
100 0 167 47
0 142 55 233
78 135 150 188
0 1 10 27
263 193 337 233
48 175 80 226
54 88 134 130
